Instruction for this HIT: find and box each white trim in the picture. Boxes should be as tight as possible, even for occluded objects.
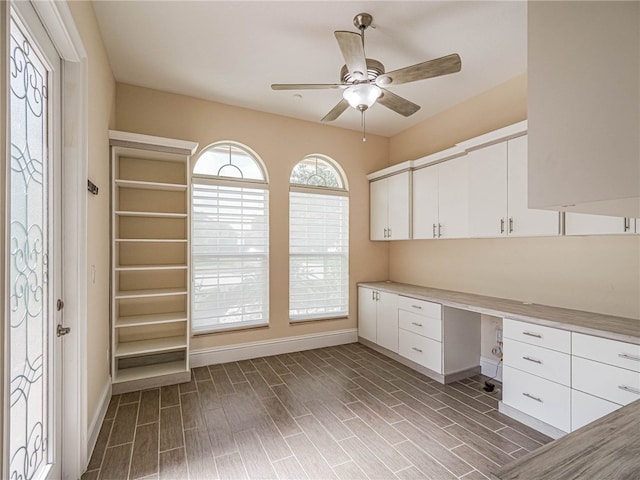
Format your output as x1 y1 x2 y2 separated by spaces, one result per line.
190 329 358 367
457 120 528 152
480 356 503 382
86 380 111 463
412 146 467 169
109 130 198 155
366 160 412 181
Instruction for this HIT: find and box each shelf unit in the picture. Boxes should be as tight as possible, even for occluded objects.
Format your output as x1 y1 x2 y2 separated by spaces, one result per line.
110 130 198 394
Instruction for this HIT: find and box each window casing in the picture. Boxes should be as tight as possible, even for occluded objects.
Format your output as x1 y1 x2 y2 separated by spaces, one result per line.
191 142 269 333
289 156 349 321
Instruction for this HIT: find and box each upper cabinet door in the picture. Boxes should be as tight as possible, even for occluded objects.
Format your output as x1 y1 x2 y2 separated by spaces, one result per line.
507 135 560 237
565 213 629 235
370 178 388 240
413 167 439 239
468 142 508 238
438 156 469 239
387 172 410 240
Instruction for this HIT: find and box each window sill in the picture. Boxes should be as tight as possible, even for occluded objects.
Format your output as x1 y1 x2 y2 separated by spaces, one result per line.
289 315 349 325
192 322 269 336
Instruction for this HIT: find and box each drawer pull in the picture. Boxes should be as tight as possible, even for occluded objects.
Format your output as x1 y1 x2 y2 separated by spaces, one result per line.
618 353 640 362
411 322 423 327
522 392 543 403
522 331 542 339
522 356 542 364
618 385 640 395
412 347 423 353
412 305 423 310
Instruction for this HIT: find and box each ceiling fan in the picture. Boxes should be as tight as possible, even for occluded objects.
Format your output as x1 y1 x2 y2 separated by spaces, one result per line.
271 12 462 135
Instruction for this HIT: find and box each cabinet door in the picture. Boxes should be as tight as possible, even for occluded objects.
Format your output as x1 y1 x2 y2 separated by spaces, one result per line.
370 179 388 240
571 389 620 431
468 142 508 238
438 156 469 238
565 212 629 235
376 291 399 352
358 287 377 342
387 172 410 240
507 135 559 237
413 167 439 239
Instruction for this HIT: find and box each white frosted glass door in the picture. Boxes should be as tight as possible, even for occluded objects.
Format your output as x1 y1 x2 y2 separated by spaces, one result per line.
7 6 61 480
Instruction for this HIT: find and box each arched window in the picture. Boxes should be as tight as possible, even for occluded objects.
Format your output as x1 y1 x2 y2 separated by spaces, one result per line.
289 155 349 321
191 142 269 333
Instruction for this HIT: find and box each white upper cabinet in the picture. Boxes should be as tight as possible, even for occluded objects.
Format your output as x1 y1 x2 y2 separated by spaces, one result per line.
528 1 640 218
565 213 636 236
369 168 410 241
466 127 559 238
412 165 439 239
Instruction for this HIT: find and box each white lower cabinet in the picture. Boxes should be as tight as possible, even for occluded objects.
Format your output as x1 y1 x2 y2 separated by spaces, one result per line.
357 287 399 352
571 389 620 431
399 329 442 372
503 366 571 433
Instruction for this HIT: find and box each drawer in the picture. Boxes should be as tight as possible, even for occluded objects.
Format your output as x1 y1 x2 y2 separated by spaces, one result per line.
503 366 571 432
571 389 620 431
399 310 441 341
572 333 640 373
572 356 640 406
503 318 570 353
399 329 442 373
503 339 570 386
398 296 441 319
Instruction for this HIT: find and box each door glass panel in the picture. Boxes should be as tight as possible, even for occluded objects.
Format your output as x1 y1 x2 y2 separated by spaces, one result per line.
8 14 52 479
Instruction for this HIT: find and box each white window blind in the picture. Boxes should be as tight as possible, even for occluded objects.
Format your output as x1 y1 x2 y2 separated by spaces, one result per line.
289 191 348 321
192 182 269 333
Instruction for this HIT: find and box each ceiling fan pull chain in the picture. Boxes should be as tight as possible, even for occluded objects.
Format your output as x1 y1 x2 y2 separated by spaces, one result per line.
362 109 367 142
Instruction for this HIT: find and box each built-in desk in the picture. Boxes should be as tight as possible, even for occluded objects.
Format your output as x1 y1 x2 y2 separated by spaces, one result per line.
492 399 640 480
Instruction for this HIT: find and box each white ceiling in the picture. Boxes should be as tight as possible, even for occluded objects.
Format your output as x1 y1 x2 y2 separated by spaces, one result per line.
93 1 527 137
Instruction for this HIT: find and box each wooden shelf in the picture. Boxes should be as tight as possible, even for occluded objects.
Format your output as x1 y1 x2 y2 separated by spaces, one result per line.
115 238 188 243
115 210 187 218
113 360 188 384
115 336 187 358
115 264 188 271
114 287 187 299
115 179 187 191
115 312 188 328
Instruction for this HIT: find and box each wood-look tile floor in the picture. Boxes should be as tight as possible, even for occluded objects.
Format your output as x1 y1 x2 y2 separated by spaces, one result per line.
82 343 552 480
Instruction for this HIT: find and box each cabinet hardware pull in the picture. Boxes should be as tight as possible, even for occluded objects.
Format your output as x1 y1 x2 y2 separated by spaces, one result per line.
500 218 505 234
522 356 542 364
619 353 640 362
376 291 380 301
412 305 422 310
522 392 543 403
383 228 388 238
522 331 542 339
411 347 423 353
372 290 375 301
411 322 423 327
624 218 630 232
432 223 437 238
509 217 514 233
438 224 442 238
618 385 640 395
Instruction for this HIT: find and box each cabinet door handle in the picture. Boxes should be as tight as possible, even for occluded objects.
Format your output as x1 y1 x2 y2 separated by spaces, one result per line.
500 218 505 234
411 322 423 327
509 217 514 233
624 218 630 232
383 228 388 238
376 291 380 301
522 356 542 364
618 353 640 362
522 331 543 339
411 347 423 353
618 385 640 395
372 290 375 301
522 392 543 403
388 228 392 238
438 224 442 238
411 305 422 310
432 223 437 238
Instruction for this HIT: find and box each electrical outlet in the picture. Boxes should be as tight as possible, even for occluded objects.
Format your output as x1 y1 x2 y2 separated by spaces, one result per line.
496 328 503 342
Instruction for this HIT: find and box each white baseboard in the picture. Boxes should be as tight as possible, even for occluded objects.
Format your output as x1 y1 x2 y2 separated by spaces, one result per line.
499 401 566 439
190 328 358 367
480 356 503 382
86 379 111 468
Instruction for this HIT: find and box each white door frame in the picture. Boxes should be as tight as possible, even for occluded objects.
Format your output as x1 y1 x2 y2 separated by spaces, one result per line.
2 1 89 478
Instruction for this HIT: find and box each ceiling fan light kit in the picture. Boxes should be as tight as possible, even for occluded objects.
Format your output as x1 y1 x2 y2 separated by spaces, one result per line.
271 12 462 141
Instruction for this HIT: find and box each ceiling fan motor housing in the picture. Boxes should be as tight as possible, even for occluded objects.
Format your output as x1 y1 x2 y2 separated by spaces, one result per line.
340 58 385 84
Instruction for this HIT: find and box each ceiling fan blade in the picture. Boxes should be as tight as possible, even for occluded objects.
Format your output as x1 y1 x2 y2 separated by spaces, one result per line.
377 53 462 86
334 31 367 80
321 99 349 122
378 89 420 117
271 83 345 90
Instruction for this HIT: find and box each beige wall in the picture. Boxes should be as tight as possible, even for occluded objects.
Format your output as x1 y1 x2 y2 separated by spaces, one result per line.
387 74 640 359
68 0 116 428
116 83 390 351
